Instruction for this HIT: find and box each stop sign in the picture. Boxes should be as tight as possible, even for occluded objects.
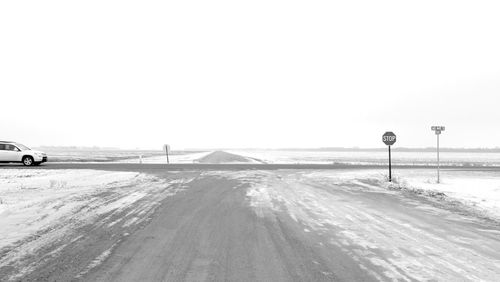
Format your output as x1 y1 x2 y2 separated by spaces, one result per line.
382 132 396 146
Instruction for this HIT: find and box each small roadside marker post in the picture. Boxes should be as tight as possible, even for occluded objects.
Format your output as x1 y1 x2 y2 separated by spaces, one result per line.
164 144 170 164
431 126 445 183
382 132 397 182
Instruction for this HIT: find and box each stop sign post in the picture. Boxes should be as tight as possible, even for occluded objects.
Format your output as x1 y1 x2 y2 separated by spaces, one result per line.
382 132 397 182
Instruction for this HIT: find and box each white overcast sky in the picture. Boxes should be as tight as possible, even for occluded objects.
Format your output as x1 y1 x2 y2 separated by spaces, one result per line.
1 1 499 149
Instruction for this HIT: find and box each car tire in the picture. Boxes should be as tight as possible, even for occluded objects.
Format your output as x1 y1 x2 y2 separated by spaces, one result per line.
22 156 34 166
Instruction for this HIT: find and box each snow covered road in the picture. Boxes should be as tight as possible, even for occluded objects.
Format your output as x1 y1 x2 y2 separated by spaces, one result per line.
1 167 499 281
0 169 190 280
240 170 500 281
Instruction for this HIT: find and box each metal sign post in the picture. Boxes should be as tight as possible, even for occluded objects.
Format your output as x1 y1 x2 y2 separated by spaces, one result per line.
431 126 445 183
382 132 397 182
388 145 392 182
164 144 170 164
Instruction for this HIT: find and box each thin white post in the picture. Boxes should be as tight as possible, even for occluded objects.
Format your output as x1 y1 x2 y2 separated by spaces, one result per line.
437 134 440 183
431 126 445 184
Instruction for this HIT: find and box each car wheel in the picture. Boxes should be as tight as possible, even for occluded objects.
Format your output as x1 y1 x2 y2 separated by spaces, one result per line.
22 156 34 166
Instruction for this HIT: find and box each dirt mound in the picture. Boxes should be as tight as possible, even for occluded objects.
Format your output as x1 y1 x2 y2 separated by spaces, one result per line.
196 151 264 164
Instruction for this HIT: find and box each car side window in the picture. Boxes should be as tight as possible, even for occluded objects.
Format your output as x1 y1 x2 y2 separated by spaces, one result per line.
5 144 18 151
0 144 6 150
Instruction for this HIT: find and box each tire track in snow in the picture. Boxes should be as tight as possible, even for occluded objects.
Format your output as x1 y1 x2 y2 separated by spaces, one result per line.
239 170 500 281
0 170 194 281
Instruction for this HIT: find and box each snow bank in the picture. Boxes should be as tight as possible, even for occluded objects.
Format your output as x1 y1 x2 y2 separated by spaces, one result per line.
393 169 500 220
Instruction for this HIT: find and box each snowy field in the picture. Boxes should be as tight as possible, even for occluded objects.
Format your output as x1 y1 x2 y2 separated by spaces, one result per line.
34 148 164 162
228 149 500 167
35 148 208 163
34 148 500 167
115 149 500 167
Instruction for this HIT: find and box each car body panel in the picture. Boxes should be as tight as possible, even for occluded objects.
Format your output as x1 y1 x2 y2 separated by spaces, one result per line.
0 142 47 164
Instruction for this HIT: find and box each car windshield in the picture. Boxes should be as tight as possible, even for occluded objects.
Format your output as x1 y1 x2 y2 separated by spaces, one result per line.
14 143 31 150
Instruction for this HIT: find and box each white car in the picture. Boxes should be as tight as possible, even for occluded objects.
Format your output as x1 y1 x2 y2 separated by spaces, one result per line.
0 141 47 166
